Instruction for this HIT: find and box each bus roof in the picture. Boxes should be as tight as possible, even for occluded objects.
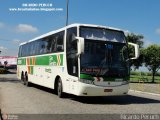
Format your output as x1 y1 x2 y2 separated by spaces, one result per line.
20 23 124 46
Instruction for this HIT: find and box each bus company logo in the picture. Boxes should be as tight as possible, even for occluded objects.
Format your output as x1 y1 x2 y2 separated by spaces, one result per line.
45 68 52 73
49 56 56 66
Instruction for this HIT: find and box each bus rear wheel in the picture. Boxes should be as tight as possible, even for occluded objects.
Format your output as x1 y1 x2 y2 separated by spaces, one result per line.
21 72 25 84
24 73 31 87
57 78 64 98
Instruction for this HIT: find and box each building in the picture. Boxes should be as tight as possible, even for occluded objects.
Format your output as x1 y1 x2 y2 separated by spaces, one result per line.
0 56 17 69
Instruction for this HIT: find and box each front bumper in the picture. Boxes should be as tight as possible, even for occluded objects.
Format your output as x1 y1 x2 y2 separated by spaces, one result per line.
76 82 129 96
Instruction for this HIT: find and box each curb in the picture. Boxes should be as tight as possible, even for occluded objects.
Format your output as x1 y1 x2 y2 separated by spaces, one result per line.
129 89 160 96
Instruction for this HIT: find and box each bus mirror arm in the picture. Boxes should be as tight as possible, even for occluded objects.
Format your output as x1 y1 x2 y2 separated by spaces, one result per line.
75 37 85 56
128 42 140 60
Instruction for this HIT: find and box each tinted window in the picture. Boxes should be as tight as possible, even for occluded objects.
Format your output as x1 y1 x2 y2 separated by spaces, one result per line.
18 46 22 57
56 32 64 52
66 27 78 76
19 31 64 57
51 31 64 52
80 27 126 43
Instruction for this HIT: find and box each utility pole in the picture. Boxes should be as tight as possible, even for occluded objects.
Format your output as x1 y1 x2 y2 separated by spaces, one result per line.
66 0 69 26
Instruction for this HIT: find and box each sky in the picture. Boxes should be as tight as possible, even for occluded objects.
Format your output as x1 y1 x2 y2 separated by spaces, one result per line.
0 0 160 56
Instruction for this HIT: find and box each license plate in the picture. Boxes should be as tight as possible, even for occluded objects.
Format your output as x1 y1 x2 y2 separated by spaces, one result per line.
104 89 113 92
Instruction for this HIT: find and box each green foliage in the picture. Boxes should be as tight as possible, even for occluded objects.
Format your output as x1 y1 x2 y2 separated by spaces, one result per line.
130 71 149 76
143 44 160 82
146 72 152 76
131 72 160 76
155 72 160 76
130 71 140 76
126 33 144 48
140 72 147 76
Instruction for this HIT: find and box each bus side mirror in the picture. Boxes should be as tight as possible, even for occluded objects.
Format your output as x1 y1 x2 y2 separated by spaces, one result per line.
128 42 139 59
75 37 84 56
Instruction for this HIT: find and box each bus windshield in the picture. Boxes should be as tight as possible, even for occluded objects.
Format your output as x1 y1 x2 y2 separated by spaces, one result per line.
80 27 129 78
80 27 125 43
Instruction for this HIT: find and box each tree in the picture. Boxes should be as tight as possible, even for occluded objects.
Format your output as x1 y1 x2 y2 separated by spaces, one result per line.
143 45 160 83
125 33 144 70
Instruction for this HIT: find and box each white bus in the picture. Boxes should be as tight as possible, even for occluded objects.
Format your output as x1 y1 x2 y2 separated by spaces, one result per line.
17 23 139 97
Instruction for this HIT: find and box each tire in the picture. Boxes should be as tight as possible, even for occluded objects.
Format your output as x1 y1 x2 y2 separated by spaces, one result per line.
24 73 31 87
57 78 64 98
21 73 25 85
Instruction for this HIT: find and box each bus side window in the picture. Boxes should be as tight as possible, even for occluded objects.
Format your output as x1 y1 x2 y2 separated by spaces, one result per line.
21 45 24 57
18 46 22 57
30 42 36 56
51 35 57 52
51 31 64 53
45 37 53 53
34 40 40 55
23 43 30 56
22 44 26 56
56 31 64 52
38 39 47 54
40 43 46 54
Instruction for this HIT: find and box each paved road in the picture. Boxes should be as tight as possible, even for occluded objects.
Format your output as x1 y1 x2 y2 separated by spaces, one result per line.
0 74 160 114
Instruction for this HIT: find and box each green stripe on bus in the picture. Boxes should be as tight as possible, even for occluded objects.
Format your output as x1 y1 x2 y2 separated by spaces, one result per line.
18 54 64 66
17 58 26 65
36 56 50 65
60 54 63 66
80 73 129 81
80 74 94 81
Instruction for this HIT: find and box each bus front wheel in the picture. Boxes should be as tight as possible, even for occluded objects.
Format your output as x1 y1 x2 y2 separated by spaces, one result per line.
57 78 64 98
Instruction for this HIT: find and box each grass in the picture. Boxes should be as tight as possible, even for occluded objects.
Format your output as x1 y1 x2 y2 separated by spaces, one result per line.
130 74 160 94
130 75 160 83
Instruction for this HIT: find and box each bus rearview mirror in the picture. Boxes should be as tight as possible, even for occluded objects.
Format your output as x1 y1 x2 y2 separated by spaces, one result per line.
75 37 84 56
128 42 140 59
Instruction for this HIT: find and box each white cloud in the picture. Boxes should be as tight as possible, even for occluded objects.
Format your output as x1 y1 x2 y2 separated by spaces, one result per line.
0 46 7 50
16 24 38 33
0 46 7 55
156 28 160 35
0 22 4 28
143 39 152 47
12 39 21 44
124 30 130 36
0 46 18 56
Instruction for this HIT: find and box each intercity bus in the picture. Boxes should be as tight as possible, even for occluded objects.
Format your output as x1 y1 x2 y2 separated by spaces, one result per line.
17 23 139 97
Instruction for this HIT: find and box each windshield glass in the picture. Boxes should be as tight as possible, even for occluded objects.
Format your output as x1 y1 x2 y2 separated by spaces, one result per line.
80 40 129 78
80 27 129 78
80 27 125 43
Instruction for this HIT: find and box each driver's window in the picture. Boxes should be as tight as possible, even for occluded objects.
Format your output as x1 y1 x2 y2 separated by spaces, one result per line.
66 27 78 76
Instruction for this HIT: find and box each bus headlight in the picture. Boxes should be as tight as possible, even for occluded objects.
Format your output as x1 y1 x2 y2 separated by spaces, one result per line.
79 79 94 84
